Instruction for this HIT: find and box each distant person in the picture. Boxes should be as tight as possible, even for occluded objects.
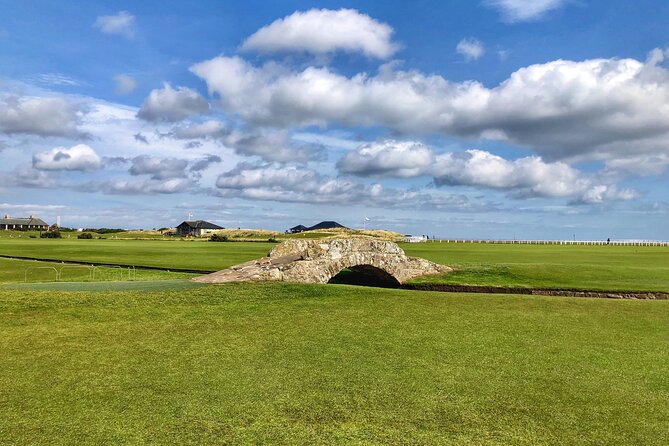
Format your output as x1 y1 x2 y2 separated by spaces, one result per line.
607 237 610 245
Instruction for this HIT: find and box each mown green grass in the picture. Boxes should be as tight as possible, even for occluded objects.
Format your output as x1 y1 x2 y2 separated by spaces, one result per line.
1 238 667 291
0 258 194 284
0 283 667 445
1 279 203 292
403 243 669 292
0 239 273 271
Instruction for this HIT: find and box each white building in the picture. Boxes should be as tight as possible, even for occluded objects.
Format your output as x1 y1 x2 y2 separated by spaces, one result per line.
404 234 428 243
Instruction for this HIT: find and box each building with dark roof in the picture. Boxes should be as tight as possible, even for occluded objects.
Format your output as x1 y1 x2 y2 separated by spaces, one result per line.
1 215 49 231
288 225 308 234
307 221 347 231
287 221 348 233
176 220 224 237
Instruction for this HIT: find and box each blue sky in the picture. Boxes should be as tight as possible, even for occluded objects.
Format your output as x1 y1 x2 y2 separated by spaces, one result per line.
1 0 668 239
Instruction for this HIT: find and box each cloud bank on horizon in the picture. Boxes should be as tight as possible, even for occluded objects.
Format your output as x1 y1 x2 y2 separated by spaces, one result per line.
1 1 667 238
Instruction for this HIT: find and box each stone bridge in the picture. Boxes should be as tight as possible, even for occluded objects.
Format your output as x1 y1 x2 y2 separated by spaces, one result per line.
193 238 451 286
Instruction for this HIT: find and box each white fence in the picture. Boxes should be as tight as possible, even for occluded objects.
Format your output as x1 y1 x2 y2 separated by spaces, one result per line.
24 264 137 282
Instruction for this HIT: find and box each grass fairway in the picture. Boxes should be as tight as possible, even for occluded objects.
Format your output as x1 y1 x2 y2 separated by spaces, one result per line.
0 239 273 271
403 243 669 292
1 284 667 445
1 238 668 291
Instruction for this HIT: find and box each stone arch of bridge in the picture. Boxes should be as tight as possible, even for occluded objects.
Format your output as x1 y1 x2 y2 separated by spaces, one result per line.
324 256 402 288
327 264 401 288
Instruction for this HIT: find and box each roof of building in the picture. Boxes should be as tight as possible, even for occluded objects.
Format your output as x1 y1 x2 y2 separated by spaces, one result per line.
178 220 224 230
288 221 348 232
0 216 48 226
307 221 347 230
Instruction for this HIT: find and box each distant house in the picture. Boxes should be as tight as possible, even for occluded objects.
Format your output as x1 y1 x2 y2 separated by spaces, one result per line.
308 221 347 231
0 215 49 231
176 220 224 237
288 225 308 234
287 221 348 233
404 234 428 243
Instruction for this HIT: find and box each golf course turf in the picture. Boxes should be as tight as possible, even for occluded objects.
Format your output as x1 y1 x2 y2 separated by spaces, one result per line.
0 238 667 444
1 283 668 445
0 239 274 272
0 238 667 292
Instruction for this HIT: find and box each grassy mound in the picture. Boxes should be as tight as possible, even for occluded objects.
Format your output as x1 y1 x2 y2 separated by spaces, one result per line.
287 227 404 241
213 228 284 241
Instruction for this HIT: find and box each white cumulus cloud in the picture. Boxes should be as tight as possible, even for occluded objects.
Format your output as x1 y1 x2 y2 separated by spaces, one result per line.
170 120 227 139
214 162 496 211
338 141 636 203
0 95 82 138
241 8 398 59
168 120 325 163
575 185 638 205
337 140 434 177
114 74 137 94
456 38 485 61
92 178 193 195
216 163 416 207
485 0 569 22
604 153 669 176
94 11 136 38
137 83 209 122
223 129 327 163
191 51 669 171
32 144 102 172
129 156 189 180
432 149 588 198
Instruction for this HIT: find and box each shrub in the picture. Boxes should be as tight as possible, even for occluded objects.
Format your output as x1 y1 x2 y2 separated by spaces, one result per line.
209 233 229 242
268 237 278 243
78 232 93 239
40 229 62 239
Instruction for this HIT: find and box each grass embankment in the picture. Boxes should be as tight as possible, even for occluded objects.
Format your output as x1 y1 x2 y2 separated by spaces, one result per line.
203 228 403 242
0 284 667 445
0 228 403 242
404 243 669 292
285 228 403 241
